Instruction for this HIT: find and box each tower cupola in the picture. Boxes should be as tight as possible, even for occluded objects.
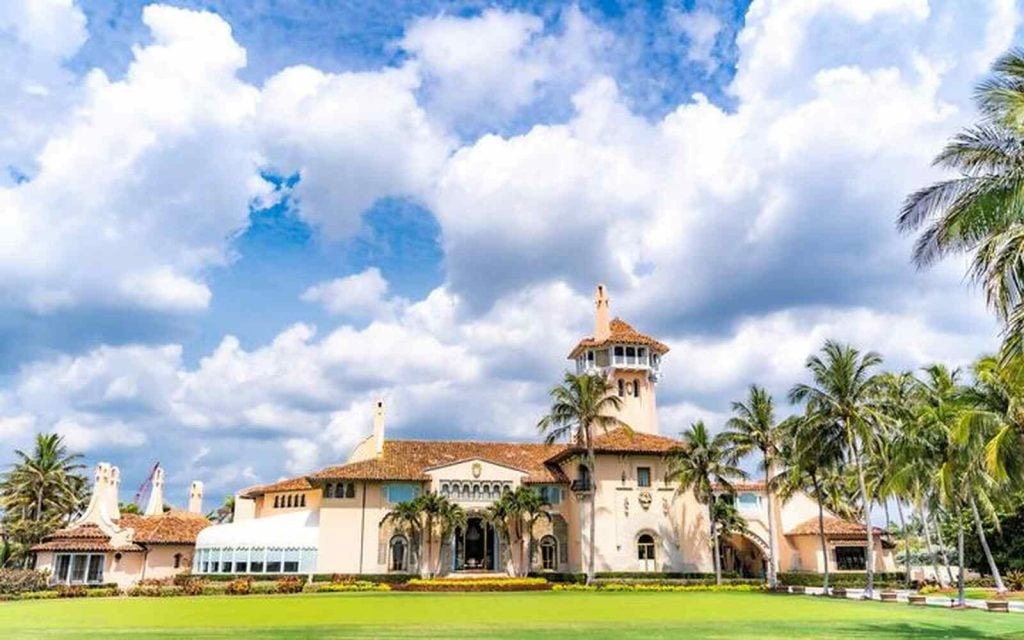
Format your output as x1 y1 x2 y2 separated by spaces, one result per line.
568 285 669 434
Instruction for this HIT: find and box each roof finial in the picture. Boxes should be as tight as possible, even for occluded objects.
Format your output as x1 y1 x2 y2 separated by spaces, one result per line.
373 399 386 458
594 284 611 341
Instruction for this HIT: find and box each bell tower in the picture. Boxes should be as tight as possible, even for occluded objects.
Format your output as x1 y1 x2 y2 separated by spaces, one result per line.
568 285 669 435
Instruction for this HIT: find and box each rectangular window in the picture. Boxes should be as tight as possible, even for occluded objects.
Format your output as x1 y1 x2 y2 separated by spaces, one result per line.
250 561 264 573
637 467 651 488
55 554 71 583
70 555 88 583
385 483 420 504
283 561 299 573
234 562 248 573
87 555 104 583
538 485 562 505
737 492 760 510
834 546 867 571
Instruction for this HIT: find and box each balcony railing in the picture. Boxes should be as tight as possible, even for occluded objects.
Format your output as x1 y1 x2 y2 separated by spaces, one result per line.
570 479 592 494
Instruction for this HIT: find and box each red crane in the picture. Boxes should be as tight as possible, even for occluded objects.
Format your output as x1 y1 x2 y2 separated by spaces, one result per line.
133 462 161 510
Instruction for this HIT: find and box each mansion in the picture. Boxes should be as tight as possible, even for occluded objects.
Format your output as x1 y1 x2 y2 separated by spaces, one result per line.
194 286 896 579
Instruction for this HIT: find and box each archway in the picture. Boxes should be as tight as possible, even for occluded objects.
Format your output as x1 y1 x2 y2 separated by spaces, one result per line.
722 533 767 579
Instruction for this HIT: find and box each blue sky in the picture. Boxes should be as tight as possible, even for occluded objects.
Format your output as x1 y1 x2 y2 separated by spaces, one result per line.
0 0 1017 507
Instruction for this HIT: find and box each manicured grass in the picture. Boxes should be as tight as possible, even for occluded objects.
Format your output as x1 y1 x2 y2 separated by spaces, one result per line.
1 591 1023 639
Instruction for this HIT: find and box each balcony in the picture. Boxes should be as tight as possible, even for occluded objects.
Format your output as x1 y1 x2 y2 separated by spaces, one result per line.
570 479 592 494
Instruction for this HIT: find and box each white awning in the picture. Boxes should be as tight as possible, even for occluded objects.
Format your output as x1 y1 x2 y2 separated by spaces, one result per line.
196 510 319 549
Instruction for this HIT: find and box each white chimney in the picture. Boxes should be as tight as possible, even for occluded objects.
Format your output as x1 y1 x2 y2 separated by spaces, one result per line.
144 465 164 516
108 465 122 520
373 399 386 457
594 284 611 341
188 480 204 514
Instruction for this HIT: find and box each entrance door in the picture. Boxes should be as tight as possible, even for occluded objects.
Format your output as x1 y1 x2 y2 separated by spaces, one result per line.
458 517 494 570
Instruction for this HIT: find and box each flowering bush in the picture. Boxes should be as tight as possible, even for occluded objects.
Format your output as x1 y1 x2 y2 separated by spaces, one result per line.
55 584 87 598
398 577 551 592
276 577 304 594
315 581 391 592
225 578 253 595
552 583 765 593
0 569 49 595
127 584 185 597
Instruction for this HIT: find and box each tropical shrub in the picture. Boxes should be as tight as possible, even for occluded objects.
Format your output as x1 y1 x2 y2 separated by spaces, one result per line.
1005 570 1024 591
55 584 87 598
552 583 763 593
127 584 184 597
181 578 207 596
85 587 120 598
0 569 49 594
276 577 304 594
399 577 550 592
225 577 253 595
314 581 391 592
778 572 906 588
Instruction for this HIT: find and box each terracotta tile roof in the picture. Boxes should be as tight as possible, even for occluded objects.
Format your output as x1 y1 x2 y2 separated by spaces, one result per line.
568 318 670 358
30 523 144 553
546 428 683 463
788 516 888 539
118 511 211 544
308 440 571 485
715 481 765 492
238 476 312 498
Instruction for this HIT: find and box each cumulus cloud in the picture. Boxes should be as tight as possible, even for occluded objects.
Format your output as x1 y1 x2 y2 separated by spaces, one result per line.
301 268 402 320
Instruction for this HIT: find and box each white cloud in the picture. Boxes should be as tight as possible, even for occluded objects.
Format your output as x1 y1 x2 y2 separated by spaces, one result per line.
55 416 147 451
301 268 401 320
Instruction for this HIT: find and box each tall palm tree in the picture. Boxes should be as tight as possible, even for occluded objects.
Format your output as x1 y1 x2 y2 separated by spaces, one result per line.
383 499 424 573
436 499 466 576
960 355 1024 484
538 372 627 585
514 487 550 577
897 49 1024 358
207 495 235 524
485 487 550 576
723 385 780 588
789 341 885 597
0 434 87 564
669 421 747 585
875 371 919 587
774 413 844 591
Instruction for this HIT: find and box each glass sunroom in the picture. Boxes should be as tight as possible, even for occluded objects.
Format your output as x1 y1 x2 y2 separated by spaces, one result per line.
194 509 318 575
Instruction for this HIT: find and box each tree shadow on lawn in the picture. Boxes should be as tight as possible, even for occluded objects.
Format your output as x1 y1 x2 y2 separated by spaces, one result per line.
16 622 1024 640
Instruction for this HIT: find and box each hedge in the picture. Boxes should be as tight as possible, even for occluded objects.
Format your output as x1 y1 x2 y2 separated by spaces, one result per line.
0 569 49 595
530 572 741 584
553 583 765 593
778 572 907 588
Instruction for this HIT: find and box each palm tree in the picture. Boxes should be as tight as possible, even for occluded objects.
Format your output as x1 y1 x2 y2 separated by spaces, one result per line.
960 355 1024 484
875 372 918 587
789 341 885 597
514 487 550 577
384 499 423 573
0 434 87 564
723 385 780 588
669 421 747 585
897 49 1024 358
436 499 466 576
207 495 235 524
774 413 844 591
485 487 550 576
538 372 627 585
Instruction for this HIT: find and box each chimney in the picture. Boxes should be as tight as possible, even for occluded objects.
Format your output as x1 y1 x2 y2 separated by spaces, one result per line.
144 465 164 516
108 465 122 520
188 480 204 514
594 284 611 341
373 399 386 457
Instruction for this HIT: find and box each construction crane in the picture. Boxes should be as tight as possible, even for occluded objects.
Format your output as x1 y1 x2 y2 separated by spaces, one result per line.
133 462 161 510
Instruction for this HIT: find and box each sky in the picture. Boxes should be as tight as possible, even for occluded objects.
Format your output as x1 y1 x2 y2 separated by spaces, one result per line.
0 0 1019 508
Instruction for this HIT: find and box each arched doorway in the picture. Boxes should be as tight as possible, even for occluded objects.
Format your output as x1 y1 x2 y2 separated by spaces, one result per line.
453 516 498 571
721 533 767 579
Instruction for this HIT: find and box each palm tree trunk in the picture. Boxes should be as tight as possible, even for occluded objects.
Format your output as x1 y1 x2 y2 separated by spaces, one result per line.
763 460 777 589
919 507 944 587
956 515 966 607
850 437 875 598
895 499 910 589
969 495 1006 594
812 472 829 592
586 439 597 585
710 501 722 585
930 513 956 587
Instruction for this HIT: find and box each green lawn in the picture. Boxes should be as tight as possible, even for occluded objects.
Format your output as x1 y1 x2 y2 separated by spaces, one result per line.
1 592 1023 639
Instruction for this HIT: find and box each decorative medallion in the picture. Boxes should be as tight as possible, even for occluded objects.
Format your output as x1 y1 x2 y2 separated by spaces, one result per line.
471 462 482 478
638 490 652 511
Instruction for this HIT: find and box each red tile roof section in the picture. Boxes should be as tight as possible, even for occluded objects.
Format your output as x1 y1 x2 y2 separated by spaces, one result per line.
788 516 888 538
118 511 211 544
568 318 670 358
30 523 144 553
308 440 571 485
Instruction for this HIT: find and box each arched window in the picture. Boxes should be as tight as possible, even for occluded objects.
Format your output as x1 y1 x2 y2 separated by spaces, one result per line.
618 379 625 397
633 380 640 399
273 496 280 508
300 494 306 507
637 533 655 561
173 553 182 569
390 536 408 572
540 535 558 570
